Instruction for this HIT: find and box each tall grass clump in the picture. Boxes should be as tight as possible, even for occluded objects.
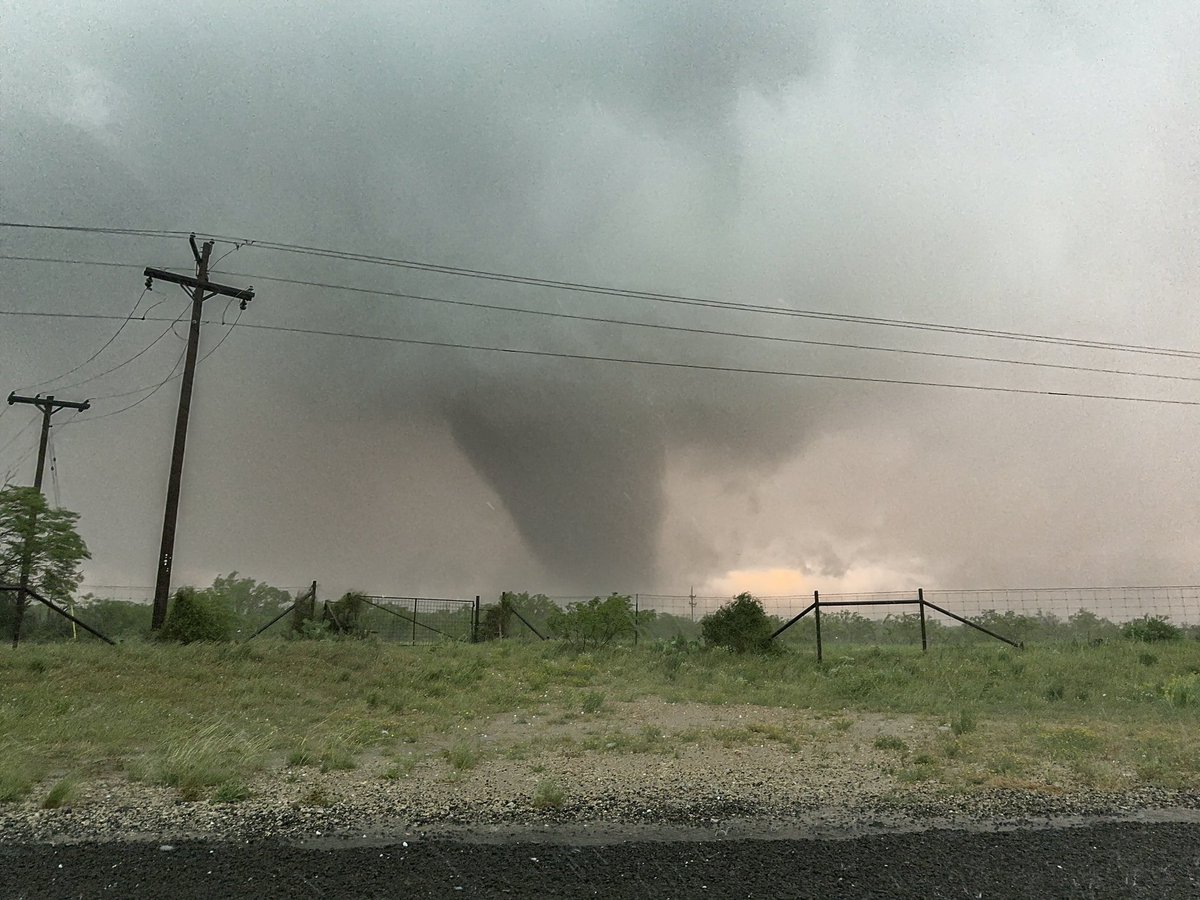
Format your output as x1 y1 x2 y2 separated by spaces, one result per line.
151 722 267 800
41 776 79 809
0 749 42 803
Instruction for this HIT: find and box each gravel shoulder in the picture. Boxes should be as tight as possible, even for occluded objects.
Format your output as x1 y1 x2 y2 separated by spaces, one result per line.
3 699 1199 846
4 697 1200 898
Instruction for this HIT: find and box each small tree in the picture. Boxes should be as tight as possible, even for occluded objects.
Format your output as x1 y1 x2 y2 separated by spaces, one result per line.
202 572 291 625
547 594 635 650
0 486 90 645
701 592 775 653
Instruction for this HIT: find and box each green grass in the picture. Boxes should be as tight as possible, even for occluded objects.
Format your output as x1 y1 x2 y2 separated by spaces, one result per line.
0 639 1197 800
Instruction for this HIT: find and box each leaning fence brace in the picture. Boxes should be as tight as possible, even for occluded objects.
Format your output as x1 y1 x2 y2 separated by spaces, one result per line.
245 581 317 641
770 588 1021 660
0 582 116 646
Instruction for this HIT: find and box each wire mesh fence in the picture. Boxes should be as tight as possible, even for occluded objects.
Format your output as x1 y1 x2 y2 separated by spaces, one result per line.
502 585 1200 649
358 596 477 644
7 582 1198 647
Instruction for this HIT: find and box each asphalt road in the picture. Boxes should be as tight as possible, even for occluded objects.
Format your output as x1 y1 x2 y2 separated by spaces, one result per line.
3 821 1198 899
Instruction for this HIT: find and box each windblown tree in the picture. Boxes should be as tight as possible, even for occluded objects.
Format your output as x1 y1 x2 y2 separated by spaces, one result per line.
0 486 90 644
200 572 292 623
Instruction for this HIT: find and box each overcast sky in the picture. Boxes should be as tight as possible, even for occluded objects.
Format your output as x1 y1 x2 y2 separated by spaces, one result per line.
2 1 1198 603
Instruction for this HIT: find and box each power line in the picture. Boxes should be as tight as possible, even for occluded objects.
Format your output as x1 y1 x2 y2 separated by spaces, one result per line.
0 415 39 460
215 270 1200 384
3 257 1198 383
66 304 243 427
0 223 227 241
232 320 1200 407
1 307 1196 406
46 300 190 394
231 239 1200 360
0 440 38 486
3 236 1199 360
17 287 149 393
66 350 186 423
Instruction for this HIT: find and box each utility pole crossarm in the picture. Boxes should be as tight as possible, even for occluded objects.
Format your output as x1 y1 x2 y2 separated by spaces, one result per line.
7 393 91 412
143 267 255 303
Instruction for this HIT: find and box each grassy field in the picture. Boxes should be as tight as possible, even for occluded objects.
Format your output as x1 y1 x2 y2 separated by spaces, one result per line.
1 638 1197 806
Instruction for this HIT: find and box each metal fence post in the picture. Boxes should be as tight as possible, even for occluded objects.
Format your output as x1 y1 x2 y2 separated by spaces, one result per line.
411 598 418 645
814 590 823 662
634 593 639 646
473 595 480 643
918 587 928 652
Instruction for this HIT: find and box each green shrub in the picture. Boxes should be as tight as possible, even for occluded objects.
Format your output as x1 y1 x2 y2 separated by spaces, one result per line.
547 594 635 650
159 588 233 643
700 593 775 654
480 596 515 640
1122 616 1182 643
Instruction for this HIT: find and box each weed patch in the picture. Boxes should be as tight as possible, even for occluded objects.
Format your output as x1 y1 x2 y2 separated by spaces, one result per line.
1162 674 1199 708
444 742 478 771
532 778 565 809
1039 726 1103 761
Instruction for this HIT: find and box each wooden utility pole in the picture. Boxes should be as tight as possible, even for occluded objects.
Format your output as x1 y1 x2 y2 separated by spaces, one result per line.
5 392 90 646
6 393 91 494
145 236 254 629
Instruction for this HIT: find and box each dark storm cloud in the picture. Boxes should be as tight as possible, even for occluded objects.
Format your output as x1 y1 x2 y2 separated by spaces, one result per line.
2 2 1198 596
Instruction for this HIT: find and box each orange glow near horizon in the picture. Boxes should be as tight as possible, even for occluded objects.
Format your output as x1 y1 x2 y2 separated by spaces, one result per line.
703 563 929 600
